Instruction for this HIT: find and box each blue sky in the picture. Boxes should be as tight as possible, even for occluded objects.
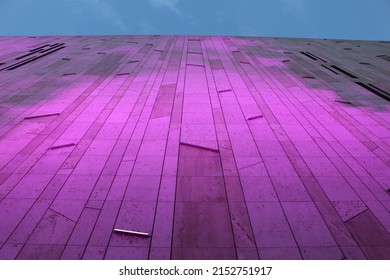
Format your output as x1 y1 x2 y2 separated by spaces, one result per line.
0 0 389 40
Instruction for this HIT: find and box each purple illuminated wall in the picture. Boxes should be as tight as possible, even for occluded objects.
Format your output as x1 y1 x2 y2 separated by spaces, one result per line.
0 36 390 260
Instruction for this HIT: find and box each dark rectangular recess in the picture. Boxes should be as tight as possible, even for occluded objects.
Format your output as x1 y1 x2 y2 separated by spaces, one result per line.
218 89 232 93
28 44 50 52
186 63 205 67
50 143 76 150
25 113 60 120
330 65 358 79
306 51 327 62
48 43 63 48
300 51 317 61
377 55 390 61
335 100 352 105
356 82 390 102
247 115 263 121
321 64 339 74
187 51 202 54
0 56 37 70
15 48 46 60
38 43 65 54
368 84 390 95
180 142 219 153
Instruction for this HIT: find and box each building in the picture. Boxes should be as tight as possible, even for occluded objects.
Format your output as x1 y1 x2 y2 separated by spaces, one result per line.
0 35 389 259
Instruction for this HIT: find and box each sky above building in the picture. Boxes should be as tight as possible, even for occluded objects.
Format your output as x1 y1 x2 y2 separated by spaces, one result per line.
0 0 389 40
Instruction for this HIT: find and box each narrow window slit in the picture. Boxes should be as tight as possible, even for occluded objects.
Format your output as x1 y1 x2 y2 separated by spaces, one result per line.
330 65 358 78
368 84 389 95
300 52 317 61
355 82 390 102
321 64 339 74
29 44 50 52
4 45 65 70
306 52 327 62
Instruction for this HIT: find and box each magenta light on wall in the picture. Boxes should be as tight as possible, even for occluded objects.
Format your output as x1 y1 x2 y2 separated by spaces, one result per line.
0 35 390 260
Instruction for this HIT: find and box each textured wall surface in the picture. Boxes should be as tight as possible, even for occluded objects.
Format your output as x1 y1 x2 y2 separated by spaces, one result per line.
0 35 390 260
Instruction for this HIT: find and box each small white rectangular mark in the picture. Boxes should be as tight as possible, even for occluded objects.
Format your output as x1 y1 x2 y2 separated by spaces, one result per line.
114 229 151 237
